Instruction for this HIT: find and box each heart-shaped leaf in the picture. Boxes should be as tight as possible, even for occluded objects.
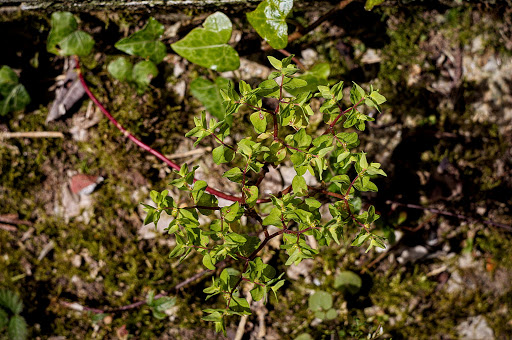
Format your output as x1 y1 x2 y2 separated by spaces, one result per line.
247 0 294 49
132 60 158 92
115 17 167 64
107 57 133 81
171 12 240 72
47 11 94 56
0 66 30 115
190 76 232 121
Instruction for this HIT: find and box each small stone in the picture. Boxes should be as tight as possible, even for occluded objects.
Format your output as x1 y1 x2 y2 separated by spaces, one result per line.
457 315 494 340
71 254 82 268
103 315 113 325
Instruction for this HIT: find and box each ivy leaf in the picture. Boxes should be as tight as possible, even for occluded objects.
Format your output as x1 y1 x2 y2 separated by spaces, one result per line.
171 12 240 72
132 60 158 92
58 31 95 56
247 0 294 49
190 77 232 121
115 17 166 63
47 12 94 56
107 57 133 81
0 66 30 116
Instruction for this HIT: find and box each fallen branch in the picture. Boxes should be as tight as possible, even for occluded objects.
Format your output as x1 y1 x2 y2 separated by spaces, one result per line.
0 215 33 226
386 201 512 232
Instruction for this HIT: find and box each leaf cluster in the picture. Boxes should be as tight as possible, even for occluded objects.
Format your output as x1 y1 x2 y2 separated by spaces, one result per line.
143 54 387 333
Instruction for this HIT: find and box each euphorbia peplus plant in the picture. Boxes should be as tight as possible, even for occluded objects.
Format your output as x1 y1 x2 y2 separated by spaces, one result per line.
142 55 387 333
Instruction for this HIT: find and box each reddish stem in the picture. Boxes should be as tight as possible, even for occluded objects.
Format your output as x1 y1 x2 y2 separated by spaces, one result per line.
75 57 244 203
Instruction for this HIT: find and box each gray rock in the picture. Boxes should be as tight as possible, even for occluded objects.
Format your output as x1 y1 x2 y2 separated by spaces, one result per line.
457 315 494 340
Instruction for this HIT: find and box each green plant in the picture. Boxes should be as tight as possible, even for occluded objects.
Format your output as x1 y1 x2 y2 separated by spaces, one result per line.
0 66 30 116
308 290 337 320
108 17 165 92
0 289 28 340
45 0 388 335
142 54 387 333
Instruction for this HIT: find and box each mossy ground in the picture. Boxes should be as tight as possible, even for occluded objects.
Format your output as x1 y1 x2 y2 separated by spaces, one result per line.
1 2 512 339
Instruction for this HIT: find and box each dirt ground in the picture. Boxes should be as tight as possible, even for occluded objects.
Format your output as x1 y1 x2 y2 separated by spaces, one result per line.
1 2 511 339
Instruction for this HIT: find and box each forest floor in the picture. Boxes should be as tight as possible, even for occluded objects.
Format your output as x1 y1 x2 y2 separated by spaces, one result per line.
1 2 512 339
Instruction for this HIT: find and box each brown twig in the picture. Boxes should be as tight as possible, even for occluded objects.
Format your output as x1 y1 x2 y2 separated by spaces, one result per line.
0 131 64 139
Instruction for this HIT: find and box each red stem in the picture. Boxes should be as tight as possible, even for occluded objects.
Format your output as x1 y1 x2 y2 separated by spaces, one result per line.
74 57 244 203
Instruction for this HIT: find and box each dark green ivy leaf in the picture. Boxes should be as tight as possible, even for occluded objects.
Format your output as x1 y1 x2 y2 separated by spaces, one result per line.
115 17 166 63
171 12 240 71
246 0 294 49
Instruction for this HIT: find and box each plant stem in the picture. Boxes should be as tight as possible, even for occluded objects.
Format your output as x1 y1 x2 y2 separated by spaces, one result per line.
75 57 244 203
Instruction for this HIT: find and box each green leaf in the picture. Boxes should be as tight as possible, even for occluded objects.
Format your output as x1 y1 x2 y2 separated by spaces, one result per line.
247 0 294 49
8 315 28 340
292 175 308 196
223 167 243 183
288 63 330 96
107 57 133 81
115 17 166 63
295 334 314 340
58 31 95 56
351 230 370 247
267 56 282 70
132 60 158 91
250 111 267 134
334 271 362 294
223 202 240 222
244 186 259 206
349 82 365 105
203 253 216 270
250 285 265 301
47 12 94 56
190 77 232 121
262 207 282 226
365 0 385 11
0 66 30 116
212 145 235 164
202 310 223 322
325 308 337 320
0 289 23 314
171 12 240 71
308 291 332 311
